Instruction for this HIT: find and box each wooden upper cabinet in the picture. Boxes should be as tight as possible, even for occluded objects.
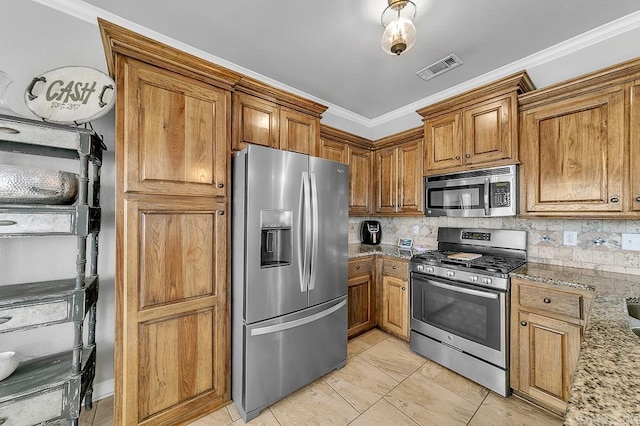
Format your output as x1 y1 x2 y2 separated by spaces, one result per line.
348 145 373 216
232 93 279 151
424 112 463 171
419 72 533 175
279 107 319 155
318 138 348 164
520 87 625 214
122 57 229 198
463 96 512 165
374 136 423 215
630 80 640 212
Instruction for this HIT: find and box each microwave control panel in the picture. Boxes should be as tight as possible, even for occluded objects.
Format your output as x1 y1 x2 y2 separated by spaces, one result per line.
490 182 511 207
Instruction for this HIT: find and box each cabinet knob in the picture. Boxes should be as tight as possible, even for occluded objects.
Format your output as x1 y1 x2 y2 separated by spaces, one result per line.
520 321 527 326
636 197 640 202
217 183 225 188
610 197 619 203
465 154 471 158
402 287 406 291
455 156 460 160
392 266 396 270
0 317 11 325
217 210 225 215
543 298 551 304
356 265 361 270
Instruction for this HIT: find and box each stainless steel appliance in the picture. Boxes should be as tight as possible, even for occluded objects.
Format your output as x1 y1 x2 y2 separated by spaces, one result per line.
424 164 518 217
232 145 348 422
409 227 526 396
361 220 381 245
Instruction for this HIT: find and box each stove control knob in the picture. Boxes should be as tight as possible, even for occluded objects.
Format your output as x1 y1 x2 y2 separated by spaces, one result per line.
416 265 424 272
426 267 434 273
470 275 479 282
482 277 493 285
446 271 455 278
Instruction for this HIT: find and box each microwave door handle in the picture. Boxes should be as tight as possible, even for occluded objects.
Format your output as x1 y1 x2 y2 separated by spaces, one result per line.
428 280 498 299
483 178 490 216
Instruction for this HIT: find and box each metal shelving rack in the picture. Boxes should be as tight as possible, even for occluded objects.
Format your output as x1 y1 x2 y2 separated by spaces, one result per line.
0 113 105 425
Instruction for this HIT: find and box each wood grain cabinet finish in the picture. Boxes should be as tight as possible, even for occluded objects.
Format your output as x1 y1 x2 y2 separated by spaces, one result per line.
520 87 625 215
518 58 640 218
348 145 373 216
374 139 423 215
279 107 319 155
419 72 533 175
232 93 279 151
122 58 229 199
510 278 592 415
318 137 348 164
379 257 409 340
347 257 375 338
101 19 238 424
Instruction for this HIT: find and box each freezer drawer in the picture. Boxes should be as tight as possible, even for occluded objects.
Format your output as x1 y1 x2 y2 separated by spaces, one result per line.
240 297 347 419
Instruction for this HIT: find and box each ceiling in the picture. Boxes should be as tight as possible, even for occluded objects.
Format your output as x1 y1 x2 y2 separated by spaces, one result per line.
76 1 640 120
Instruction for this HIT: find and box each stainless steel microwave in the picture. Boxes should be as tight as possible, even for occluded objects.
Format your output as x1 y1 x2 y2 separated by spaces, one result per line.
424 165 518 217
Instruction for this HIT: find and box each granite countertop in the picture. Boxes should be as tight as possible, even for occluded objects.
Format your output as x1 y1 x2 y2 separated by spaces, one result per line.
347 243 419 260
511 263 640 425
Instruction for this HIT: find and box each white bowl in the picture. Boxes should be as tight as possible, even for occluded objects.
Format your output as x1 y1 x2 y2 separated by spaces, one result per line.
0 351 19 381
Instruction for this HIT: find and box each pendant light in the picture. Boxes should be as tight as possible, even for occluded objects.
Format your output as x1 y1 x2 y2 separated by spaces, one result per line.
381 0 417 56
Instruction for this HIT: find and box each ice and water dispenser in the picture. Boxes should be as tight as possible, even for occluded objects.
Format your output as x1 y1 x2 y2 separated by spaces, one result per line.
260 209 292 268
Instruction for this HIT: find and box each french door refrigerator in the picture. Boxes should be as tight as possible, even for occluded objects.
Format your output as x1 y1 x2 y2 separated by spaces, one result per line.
231 144 348 422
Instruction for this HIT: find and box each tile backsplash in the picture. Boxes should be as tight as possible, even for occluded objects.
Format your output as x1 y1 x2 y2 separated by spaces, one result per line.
349 216 640 276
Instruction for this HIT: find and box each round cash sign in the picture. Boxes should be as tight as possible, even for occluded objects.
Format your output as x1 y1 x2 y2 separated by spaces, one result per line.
24 66 115 124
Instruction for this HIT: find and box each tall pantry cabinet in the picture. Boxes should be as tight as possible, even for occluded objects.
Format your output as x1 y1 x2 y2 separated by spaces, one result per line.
99 20 242 425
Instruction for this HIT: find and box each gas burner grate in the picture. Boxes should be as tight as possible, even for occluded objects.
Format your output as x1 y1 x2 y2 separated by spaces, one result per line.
412 250 525 274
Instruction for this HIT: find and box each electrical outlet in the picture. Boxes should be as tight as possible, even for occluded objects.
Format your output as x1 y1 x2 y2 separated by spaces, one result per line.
563 231 578 246
412 225 420 236
622 233 640 251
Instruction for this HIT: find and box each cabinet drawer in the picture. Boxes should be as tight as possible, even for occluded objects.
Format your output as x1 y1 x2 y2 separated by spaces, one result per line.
0 212 73 235
383 258 408 280
0 385 66 425
348 258 373 277
519 284 583 319
0 300 71 333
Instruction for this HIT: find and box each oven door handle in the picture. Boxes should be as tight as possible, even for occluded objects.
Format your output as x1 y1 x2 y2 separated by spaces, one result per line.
483 177 490 216
428 280 499 299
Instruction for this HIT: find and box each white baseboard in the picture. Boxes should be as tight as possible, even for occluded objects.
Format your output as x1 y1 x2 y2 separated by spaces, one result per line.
91 379 114 401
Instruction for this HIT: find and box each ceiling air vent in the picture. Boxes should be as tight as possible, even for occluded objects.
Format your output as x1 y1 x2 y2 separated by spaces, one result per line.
416 54 463 81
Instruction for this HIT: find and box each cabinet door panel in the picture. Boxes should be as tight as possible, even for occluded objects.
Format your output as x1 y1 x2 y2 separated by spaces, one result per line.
123 58 228 198
375 148 397 214
232 93 279 151
463 97 511 165
318 138 348 164
424 113 463 172
518 311 581 411
522 88 625 213
382 275 408 338
347 274 374 337
397 140 423 213
631 81 640 212
279 108 318 155
348 146 372 215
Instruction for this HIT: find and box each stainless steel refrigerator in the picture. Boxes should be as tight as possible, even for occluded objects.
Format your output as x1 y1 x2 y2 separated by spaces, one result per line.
231 144 348 422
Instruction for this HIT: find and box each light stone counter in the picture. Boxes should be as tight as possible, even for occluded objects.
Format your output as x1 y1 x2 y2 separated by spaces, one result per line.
511 263 640 425
347 243 418 260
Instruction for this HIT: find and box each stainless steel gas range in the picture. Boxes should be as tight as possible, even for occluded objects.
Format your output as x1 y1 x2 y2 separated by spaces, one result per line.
409 227 527 396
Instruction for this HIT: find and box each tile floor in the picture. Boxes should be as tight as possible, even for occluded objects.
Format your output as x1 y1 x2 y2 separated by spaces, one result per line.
80 329 562 425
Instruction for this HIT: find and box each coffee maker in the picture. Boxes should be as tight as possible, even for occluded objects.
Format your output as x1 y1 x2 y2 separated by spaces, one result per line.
361 220 382 245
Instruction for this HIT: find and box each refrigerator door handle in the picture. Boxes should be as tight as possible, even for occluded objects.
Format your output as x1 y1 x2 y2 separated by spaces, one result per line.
250 299 346 336
301 171 312 292
308 172 319 290
297 172 307 292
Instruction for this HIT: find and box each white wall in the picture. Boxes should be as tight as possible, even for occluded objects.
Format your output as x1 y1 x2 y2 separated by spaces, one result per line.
0 0 116 400
1 0 640 403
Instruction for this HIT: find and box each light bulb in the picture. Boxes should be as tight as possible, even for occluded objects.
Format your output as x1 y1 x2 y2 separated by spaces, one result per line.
381 17 416 55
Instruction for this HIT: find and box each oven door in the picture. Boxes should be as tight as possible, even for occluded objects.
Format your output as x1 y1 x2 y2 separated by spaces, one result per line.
410 272 508 368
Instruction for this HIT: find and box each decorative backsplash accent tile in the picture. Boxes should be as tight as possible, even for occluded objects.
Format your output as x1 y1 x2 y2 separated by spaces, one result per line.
349 217 640 276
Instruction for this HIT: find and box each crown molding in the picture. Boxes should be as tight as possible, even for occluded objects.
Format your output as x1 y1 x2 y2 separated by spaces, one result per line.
33 1 640 131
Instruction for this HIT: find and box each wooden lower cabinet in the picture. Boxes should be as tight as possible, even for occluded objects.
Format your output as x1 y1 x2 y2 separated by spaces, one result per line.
347 257 375 337
378 257 409 340
510 278 592 414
